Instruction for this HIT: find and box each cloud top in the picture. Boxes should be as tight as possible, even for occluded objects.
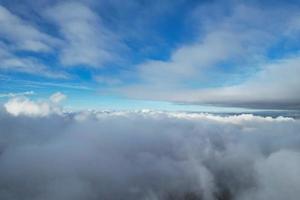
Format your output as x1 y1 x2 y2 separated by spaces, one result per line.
4 92 66 117
0 107 299 200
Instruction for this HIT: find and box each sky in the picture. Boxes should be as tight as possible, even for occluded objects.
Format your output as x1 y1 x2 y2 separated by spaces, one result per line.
0 0 300 111
1 2 300 199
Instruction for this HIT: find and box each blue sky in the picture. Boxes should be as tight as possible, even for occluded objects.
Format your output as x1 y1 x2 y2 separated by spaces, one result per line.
1 0 300 111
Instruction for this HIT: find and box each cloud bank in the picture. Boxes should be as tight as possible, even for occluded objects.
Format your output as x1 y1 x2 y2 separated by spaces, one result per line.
123 55 300 110
119 3 300 110
0 102 300 200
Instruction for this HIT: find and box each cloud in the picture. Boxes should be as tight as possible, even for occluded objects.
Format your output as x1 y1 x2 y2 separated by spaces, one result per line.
4 97 52 117
0 107 299 200
0 91 34 98
50 92 67 103
45 2 123 67
0 56 69 79
117 3 300 110
7 79 94 91
128 4 275 86
123 56 300 110
4 92 66 117
0 5 57 52
0 29 66 79
94 75 122 86
191 56 300 109
240 150 300 200
0 1 125 77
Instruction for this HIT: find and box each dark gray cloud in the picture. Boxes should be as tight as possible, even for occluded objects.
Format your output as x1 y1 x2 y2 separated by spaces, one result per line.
0 108 300 200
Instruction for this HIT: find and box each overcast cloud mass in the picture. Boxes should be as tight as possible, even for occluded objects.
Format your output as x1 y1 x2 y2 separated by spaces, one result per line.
0 94 300 200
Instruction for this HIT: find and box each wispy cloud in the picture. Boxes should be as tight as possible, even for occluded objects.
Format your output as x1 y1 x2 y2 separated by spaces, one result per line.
0 90 34 98
0 5 57 52
0 6 66 78
2 78 94 91
45 2 124 67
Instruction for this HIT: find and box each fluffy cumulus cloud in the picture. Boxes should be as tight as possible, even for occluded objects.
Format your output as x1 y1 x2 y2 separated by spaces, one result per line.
4 92 66 117
0 103 300 200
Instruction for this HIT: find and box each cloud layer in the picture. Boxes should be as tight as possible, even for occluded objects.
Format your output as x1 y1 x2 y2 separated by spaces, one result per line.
119 2 300 110
0 104 300 200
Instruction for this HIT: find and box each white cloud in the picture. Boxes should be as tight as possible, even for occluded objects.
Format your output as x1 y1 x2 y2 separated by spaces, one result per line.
0 5 57 52
4 97 52 117
130 4 275 87
240 150 300 200
0 57 69 79
120 50 300 110
117 3 300 110
45 2 122 67
0 109 299 199
191 56 300 109
0 31 67 79
94 75 122 86
50 92 67 103
4 92 67 117
0 91 34 98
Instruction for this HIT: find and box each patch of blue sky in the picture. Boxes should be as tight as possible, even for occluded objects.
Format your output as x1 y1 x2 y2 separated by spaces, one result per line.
267 37 300 60
64 93 258 113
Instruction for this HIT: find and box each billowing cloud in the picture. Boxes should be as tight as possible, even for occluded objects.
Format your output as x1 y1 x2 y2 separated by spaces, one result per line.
0 106 299 200
4 92 66 117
